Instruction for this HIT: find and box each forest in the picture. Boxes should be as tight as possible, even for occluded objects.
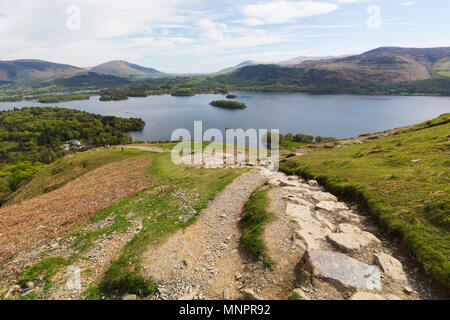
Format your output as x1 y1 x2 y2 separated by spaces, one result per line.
0 107 145 204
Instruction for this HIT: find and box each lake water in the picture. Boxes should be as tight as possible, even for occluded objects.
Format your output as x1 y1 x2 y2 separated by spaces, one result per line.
1 92 449 141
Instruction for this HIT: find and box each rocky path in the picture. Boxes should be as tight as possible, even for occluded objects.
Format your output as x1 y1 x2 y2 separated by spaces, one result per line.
142 161 440 300
263 172 439 300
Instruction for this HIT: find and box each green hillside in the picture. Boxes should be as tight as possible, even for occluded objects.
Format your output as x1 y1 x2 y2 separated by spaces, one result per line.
280 113 450 288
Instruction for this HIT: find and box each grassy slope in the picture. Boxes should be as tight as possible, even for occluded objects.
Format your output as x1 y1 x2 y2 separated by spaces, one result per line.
88 152 246 298
7 148 143 205
280 114 450 287
10 147 246 299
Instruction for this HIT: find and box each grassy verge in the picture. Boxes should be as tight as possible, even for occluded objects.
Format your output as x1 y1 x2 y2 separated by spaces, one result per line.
240 185 275 264
280 113 450 288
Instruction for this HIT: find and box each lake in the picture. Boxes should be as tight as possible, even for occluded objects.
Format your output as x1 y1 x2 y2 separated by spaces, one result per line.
1 92 449 141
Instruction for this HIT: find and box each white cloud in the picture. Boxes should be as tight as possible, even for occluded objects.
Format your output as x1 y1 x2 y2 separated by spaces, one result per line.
198 19 227 41
242 1 338 25
400 2 415 6
335 0 371 3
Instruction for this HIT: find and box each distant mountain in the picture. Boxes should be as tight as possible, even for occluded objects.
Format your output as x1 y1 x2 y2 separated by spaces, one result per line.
222 47 450 85
215 60 268 74
277 56 337 66
90 60 164 78
52 72 131 88
298 46 450 83
216 56 340 74
0 59 82 83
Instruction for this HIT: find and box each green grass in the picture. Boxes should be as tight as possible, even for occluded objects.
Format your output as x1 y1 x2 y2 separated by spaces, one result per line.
8 148 146 204
280 113 450 288
18 257 70 294
280 140 312 150
240 185 274 260
438 71 450 77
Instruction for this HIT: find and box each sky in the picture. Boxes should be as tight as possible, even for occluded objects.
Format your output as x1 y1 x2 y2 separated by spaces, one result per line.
0 0 449 73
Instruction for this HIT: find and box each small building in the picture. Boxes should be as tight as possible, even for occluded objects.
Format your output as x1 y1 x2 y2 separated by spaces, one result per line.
68 140 82 147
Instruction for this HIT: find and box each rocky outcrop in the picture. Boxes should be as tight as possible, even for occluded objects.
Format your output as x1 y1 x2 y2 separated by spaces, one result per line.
303 249 382 291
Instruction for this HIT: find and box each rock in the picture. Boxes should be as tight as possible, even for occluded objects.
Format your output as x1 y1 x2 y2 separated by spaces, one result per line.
4 285 16 299
375 253 408 283
327 224 381 252
268 178 280 186
303 249 382 291
122 294 138 300
287 204 332 250
404 286 414 294
327 232 379 252
292 288 310 300
287 176 299 181
337 224 361 233
311 192 338 202
24 282 35 291
308 180 319 187
182 259 188 267
21 288 37 297
287 197 314 208
223 288 230 300
283 187 313 195
350 292 386 300
242 289 263 300
280 180 299 187
315 201 348 212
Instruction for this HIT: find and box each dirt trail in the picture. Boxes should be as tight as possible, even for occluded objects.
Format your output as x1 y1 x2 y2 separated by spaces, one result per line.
142 169 268 300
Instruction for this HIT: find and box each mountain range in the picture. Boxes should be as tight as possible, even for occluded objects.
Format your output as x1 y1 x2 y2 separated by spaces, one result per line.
0 46 449 86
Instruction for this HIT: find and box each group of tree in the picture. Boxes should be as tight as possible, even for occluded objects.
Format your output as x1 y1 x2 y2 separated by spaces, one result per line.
282 133 336 143
0 107 145 204
209 100 247 109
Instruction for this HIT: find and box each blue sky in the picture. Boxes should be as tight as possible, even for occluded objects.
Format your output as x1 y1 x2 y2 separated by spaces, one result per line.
0 0 449 73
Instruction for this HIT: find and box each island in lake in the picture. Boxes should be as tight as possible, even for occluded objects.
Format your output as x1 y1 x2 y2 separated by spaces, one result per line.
210 100 247 109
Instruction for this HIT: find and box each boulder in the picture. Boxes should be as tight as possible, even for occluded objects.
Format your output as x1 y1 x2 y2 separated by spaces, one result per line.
327 230 380 252
315 201 348 212
303 249 382 291
327 224 381 252
375 253 408 283
311 192 338 202
308 180 319 187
